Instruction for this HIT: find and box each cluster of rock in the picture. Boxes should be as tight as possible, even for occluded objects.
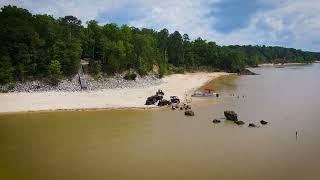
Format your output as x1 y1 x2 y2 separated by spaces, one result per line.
0 77 81 93
0 72 162 93
145 90 165 105
212 110 268 127
143 90 194 116
86 72 162 91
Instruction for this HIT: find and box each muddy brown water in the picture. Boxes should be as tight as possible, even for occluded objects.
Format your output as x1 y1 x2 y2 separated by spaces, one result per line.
1 64 320 180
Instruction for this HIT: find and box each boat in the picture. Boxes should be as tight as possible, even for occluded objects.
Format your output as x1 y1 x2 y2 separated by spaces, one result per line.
191 88 219 97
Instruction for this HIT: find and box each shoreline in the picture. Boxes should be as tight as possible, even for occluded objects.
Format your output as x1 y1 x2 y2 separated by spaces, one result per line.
258 62 310 67
0 72 231 113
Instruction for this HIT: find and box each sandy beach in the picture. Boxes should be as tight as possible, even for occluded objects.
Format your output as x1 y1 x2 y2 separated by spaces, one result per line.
0 72 230 113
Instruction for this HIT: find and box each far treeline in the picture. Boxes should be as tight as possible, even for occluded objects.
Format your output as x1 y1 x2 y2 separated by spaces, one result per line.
1 6 319 85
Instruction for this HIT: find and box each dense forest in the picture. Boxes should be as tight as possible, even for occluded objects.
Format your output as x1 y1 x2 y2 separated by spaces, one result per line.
1 5 319 85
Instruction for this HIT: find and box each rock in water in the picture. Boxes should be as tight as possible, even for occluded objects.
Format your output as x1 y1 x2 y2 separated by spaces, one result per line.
248 123 257 128
235 121 245 125
185 110 195 116
239 69 258 75
260 120 268 125
224 111 238 121
212 119 221 123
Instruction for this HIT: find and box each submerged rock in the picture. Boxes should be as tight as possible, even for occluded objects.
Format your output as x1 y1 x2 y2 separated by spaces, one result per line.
248 123 257 128
212 119 221 123
224 111 238 121
185 110 195 116
260 120 268 125
235 120 245 125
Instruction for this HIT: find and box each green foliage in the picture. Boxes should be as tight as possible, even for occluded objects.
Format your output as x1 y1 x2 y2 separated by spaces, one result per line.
48 60 62 85
0 5 319 85
168 64 185 74
89 61 102 75
219 48 246 72
124 72 137 80
0 5 82 84
158 64 168 78
0 51 14 85
168 31 184 66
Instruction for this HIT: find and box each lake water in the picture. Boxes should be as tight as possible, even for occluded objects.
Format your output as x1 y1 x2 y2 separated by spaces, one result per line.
1 64 320 180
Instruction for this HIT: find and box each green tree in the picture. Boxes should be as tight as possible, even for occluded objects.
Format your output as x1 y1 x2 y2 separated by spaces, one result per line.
168 31 183 66
48 60 62 85
1 5 319 83
0 51 14 85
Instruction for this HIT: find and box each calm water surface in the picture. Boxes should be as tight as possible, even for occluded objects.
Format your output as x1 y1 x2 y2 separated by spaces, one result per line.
1 64 320 180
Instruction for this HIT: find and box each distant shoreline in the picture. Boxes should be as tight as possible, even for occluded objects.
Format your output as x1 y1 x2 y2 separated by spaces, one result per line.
0 72 231 113
258 62 311 67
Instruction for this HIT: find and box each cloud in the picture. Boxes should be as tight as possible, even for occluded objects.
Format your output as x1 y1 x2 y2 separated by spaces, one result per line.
1 0 320 51
0 0 133 23
215 0 320 51
128 0 221 38
126 0 320 51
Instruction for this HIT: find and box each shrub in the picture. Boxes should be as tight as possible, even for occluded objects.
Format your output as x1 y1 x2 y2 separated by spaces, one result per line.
89 62 102 75
124 72 137 80
168 64 185 74
48 60 63 85
8 83 15 90
158 64 168 78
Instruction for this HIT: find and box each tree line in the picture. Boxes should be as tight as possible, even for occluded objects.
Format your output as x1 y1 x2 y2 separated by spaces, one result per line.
1 5 319 85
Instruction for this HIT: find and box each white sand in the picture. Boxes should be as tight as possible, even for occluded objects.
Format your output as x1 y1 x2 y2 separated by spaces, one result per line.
0 72 230 113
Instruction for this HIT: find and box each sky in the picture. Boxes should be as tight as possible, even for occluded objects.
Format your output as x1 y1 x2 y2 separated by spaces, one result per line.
1 0 320 52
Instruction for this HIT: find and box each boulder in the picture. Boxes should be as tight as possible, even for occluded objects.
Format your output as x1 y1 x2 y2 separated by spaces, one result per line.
260 120 268 125
212 119 221 123
248 123 257 128
239 69 258 75
224 111 238 121
145 95 158 105
186 105 191 110
235 121 245 125
156 89 164 96
157 99 171 106
185 110 195 116
170 96 180 104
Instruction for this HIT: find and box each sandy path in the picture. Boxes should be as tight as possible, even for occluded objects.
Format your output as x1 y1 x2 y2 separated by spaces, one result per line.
0 72 229 113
